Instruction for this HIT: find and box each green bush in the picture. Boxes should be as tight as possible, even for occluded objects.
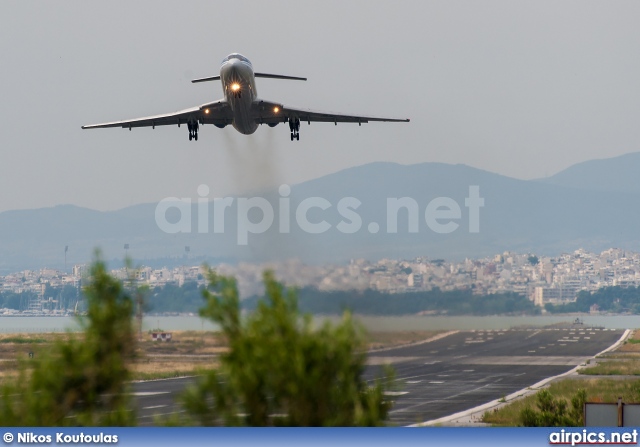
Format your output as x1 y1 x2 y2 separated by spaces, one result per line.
520 389 586 427
180 270 394 426
0 257 137 426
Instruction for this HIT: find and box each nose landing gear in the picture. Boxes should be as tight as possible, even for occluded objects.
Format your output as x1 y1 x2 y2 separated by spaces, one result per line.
187 121 199 141
289 117 300 141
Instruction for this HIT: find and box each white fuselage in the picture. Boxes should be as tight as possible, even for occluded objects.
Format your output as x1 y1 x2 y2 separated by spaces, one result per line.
220 56 259 134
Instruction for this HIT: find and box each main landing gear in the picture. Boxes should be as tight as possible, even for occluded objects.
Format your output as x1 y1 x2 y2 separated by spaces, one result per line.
188 121 199 141
289 117 300 141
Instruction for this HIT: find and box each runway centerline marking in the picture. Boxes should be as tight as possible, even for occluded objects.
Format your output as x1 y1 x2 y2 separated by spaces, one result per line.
385 391 409 396
131 392 170 396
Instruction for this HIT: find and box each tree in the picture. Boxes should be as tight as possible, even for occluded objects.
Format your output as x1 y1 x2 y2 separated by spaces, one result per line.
180 269 394 426
520 389 586 427
0 257 137 426
528 255 539 266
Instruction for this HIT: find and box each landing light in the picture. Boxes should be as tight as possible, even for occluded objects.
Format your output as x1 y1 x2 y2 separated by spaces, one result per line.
231 83 240 92
204 109 210 114
274 107 280 113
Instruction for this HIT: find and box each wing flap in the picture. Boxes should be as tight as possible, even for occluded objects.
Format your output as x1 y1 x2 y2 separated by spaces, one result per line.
254 73 307 81
82 100 231 129
252 100 409 125
191 75 221 83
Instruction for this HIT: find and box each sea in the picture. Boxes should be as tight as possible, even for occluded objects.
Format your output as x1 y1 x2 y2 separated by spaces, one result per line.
0 314 638 333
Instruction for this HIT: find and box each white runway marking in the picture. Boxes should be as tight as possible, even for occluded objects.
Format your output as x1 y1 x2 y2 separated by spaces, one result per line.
526 330 542 339
131 392 170 396
391 384 493 414
142 405 168 410
458 356 588 366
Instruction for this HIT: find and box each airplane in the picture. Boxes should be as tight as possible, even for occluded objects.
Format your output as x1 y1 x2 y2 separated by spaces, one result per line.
82 53 409 141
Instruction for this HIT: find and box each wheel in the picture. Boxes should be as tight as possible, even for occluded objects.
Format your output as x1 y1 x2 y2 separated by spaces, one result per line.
296 134 300 141
290 133 294 141
195 133 198 141
189 133 192 141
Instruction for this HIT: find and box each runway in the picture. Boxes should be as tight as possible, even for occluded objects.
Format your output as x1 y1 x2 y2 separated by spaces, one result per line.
132 378 192 425
131 327 625 426
365 327 625 426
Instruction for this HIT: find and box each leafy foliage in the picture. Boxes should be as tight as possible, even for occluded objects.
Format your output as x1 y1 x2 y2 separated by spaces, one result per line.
180 270 394 426
520 389 586 427
244 287 540 316
0 291 37 310
4 278 542 316
146 281 204 313
546 286 640 314
0 257 137 426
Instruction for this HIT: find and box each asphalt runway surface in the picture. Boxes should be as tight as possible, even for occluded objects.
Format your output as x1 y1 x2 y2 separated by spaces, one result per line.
132 327 624 426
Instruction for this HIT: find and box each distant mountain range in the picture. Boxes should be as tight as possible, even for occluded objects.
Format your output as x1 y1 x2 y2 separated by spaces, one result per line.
537 152 640 194
2 152 640 273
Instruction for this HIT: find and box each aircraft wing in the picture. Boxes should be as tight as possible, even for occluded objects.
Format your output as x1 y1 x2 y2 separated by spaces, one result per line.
252 100 410 125
82 100 232 129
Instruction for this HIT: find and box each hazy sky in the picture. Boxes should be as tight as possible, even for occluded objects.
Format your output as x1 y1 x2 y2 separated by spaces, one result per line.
1 1 639 212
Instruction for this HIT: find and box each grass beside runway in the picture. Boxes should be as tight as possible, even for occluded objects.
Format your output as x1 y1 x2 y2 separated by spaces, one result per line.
579 359 640 376
580 329 640 375
0 329 445 382
0 330 226 382
482 377 640 426
481 329 640 426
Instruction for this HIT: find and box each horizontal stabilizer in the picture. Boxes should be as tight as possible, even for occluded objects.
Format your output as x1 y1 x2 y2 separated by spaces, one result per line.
192 73 306 83
255 73 307 81
191 75 221 83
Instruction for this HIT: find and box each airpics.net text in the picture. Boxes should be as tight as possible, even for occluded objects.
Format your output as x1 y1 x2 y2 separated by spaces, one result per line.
155 185 484 245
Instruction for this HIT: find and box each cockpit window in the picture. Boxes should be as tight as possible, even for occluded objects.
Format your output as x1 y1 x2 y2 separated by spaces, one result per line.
221 53 252 65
